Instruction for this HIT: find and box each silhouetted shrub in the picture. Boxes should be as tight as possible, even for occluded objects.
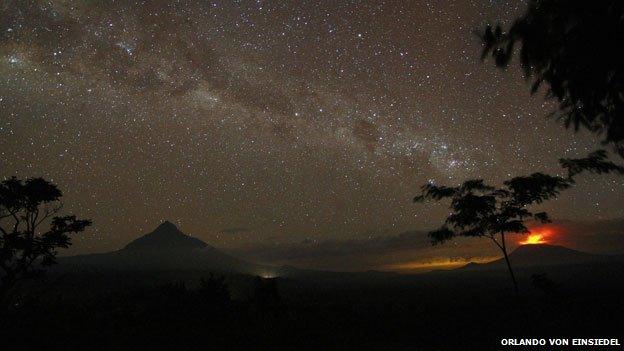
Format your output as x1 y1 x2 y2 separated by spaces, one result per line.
0 177 91 306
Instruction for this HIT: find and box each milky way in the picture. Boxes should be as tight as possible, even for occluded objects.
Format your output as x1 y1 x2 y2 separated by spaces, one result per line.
1 1 622 260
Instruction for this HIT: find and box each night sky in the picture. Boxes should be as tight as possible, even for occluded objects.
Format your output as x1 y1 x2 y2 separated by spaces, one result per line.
1 1 623 271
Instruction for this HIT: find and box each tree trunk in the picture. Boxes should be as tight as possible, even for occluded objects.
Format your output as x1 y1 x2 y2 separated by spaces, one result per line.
500 232 519 294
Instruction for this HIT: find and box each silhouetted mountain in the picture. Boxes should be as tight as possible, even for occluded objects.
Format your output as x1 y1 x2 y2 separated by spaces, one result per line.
123 221 208 251
59 221 270 275
462 244 622 271
506 244 598 266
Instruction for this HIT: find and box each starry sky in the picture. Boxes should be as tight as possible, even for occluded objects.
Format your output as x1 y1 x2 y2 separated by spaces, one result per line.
1 1 623 271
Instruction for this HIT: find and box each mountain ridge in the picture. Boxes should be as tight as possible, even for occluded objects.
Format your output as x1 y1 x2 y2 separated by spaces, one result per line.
460 243 621 271
59 221 270 275
122 221 208 251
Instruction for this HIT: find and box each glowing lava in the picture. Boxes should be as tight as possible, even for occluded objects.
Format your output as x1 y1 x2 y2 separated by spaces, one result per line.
519 228 553 245
520 233 546 245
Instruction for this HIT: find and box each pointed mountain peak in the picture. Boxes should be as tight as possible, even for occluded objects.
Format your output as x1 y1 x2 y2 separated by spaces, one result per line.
156 220 178 231
123 221 208 251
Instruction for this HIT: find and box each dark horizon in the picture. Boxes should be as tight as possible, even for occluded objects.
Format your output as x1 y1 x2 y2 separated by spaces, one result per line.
58 217 624 274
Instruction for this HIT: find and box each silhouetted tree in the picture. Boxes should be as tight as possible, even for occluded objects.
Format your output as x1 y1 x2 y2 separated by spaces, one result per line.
560 150 624 179
481 0 624 175
414 173 570 293
0 177 91 304
481 1 623 154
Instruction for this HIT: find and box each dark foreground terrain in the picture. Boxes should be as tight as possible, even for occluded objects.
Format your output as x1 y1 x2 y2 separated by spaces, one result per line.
2 255 624 351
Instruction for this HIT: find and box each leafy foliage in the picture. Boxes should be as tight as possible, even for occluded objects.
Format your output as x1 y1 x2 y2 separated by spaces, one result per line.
414 173 570 245
415 173 570 292
560 150 624 179
0 177 91 300
481 0 624 157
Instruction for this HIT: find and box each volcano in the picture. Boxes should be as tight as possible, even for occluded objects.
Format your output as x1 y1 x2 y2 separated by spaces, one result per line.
504 244 600 266
462 244 620 271
123 221 208 251
60 221 268 275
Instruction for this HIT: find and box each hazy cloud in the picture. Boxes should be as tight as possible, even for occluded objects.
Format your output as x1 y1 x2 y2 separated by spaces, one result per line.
228 218 624 271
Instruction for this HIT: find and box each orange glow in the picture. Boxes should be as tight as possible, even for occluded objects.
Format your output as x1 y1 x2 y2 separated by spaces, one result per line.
519 227 554 245
385 256 500 272
520 233 546 245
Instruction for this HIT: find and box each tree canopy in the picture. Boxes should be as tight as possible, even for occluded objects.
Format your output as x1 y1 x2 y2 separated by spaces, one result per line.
481 0 624 157
414 173 571 292
0 177 91 303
